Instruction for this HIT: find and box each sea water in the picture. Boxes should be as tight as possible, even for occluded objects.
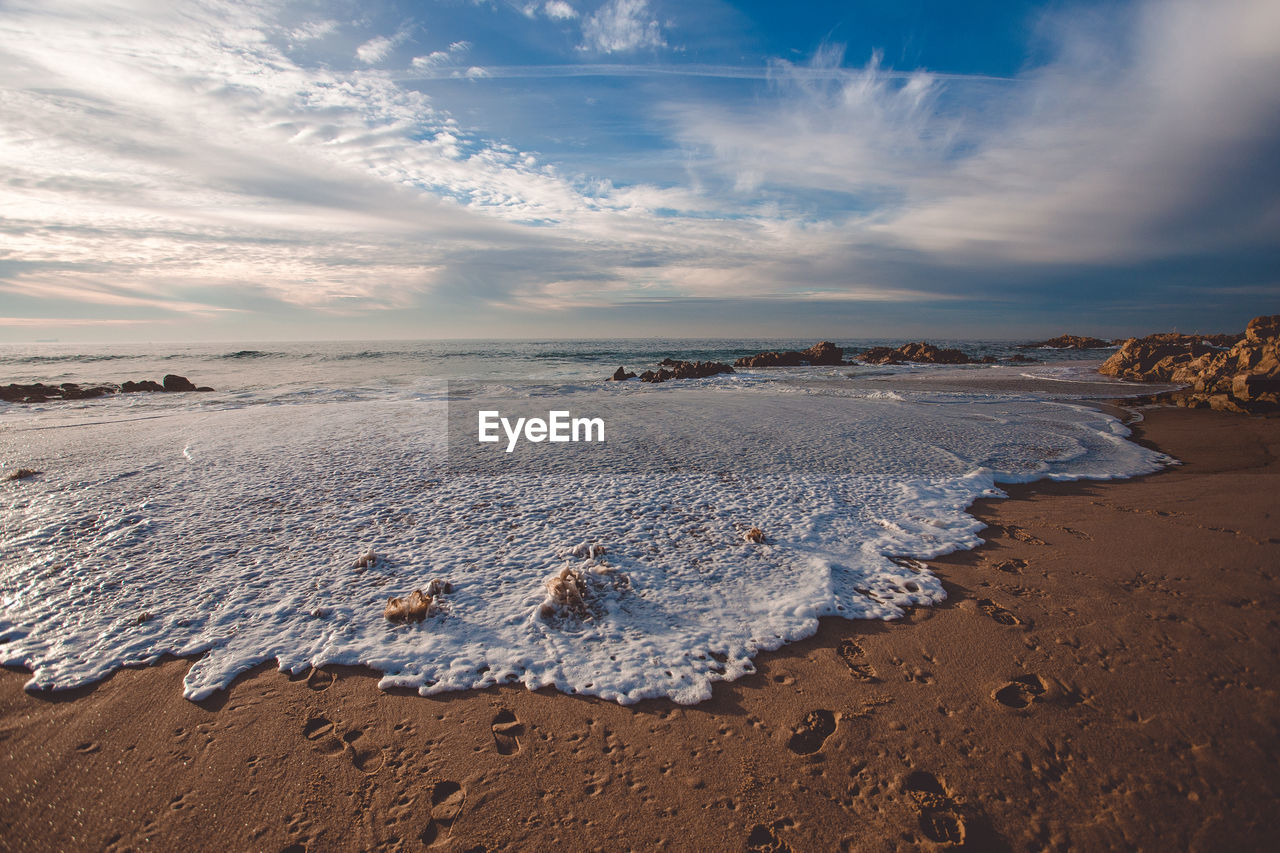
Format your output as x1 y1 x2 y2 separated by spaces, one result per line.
0 340 1174 704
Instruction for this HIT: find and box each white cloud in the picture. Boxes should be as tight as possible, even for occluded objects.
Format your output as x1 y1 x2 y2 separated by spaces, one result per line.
289 19 337 44
544 1 578 21
581 0 665 53
670 0 1280 266
412 50 450 69
356 35 395 64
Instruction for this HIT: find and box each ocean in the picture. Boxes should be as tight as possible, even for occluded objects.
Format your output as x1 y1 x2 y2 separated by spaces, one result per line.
0 340 1175 704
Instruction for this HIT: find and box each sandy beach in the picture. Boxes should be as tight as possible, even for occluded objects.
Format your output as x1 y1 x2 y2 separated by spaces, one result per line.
2 405 1277 852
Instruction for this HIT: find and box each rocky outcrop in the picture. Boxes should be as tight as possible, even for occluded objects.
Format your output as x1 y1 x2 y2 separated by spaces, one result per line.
1100 315 1279 413
608 366 637 381
1019 334 1115 349
638 360 735 383
1 375 213 404
858 342 972 365
1098 339 1217 382
735 341 845 368
802 341 844 365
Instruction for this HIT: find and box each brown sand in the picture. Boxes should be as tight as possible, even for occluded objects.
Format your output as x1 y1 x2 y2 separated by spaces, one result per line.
2 407 1277 852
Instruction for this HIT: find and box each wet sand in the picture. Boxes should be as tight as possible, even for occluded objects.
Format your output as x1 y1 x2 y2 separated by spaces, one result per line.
2 407 1277 852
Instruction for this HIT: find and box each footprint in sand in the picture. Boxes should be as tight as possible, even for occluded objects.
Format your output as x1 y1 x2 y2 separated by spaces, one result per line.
996 524 1047 546
746 817 796 853
992 558 1027 575
787 709 837 755
977 599 1021 626
341 728 385 774
305 668 334 692
904 771 966 846
491 709 524 755
302 717 344 755
420 781 466 846
837 639 878 682
994 674 1046 709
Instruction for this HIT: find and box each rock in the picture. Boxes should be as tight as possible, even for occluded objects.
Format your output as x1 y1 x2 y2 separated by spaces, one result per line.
2 377 212 403
162 374 197 392
1139 331 1242 348
608 366 637 381
638 360 734 383
735 341 845 368
1246 314 1280 343
734 350 807 368
1099 339 1214 381
803 341 844 365
1100 314 1279 414
1018 334 1114 349
5 468 40 480
121 380 164 393
858 342 972 365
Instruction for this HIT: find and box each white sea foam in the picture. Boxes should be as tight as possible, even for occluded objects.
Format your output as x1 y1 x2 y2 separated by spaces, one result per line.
0 383 1170 705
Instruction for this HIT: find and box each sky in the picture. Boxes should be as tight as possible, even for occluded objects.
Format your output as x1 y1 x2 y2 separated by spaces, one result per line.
1 0 1278 342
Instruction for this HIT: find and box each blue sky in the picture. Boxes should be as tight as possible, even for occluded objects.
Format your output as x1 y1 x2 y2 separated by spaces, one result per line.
1 0 1277 342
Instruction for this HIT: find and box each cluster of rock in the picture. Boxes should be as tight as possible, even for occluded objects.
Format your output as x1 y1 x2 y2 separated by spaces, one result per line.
734 341 844 368
0 374 212 403
610 359 735 383
1100 314 1279 413
1018 334 1115 349
857 342 987 365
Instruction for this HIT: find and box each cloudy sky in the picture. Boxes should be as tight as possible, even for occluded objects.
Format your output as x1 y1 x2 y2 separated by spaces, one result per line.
1 0 1277 342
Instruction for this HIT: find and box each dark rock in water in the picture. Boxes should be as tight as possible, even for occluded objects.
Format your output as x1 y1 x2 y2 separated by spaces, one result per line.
162 374 198 392
1101 314 1280 414
639 360 735 383
735 350 805 368
735 341 845 368
803 341 844 365
858 342 972 365
979 355 998 364
608 366 637 381
1135 331 1242 348
2 376 213 404
1018 334 1115 349
121 380 164 393
196 386 214 392
1006 353 1037 363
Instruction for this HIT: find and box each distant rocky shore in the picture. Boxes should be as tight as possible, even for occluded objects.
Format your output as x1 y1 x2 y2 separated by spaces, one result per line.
608 339 1037 382
1 374 212 404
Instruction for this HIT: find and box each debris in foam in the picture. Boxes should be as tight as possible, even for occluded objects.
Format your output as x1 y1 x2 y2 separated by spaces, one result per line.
567 542 607 559
385 589 432 623
742 527 767 544
537 561 629 622
353 551 377 570
384 579 453 623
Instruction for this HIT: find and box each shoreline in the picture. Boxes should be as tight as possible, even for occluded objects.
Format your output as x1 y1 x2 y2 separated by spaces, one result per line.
2 406 1277 850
